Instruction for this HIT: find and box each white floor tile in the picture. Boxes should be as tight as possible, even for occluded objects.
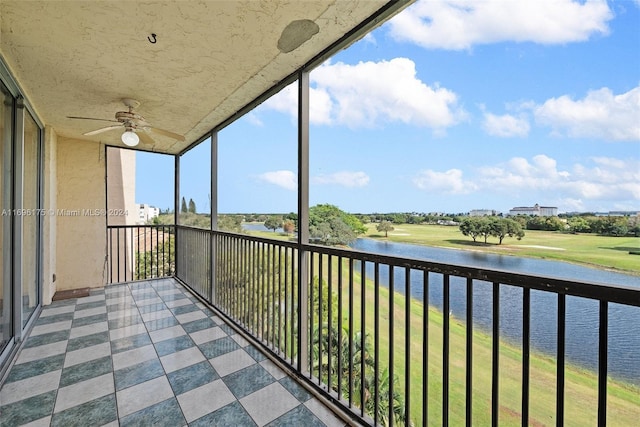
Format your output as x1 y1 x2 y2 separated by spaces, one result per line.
175 310 206 324
69 322 108 339
240 382 299 426
30 320 73 337
64 342 111 367
0 370 61 405
112 344 158 371
177 379 235 423
160 347 205 373
116 376 174 418
149 325 186 343
210 349 255 377
109 323 148 341
15 341 68 364
54 373 114 413
189 326 226 345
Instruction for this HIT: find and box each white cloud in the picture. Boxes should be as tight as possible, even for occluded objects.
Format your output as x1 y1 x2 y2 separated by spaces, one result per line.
478 155 640 202
413 168 477 194
482 112 530 137
387 0 613 50
532 86 640 141
256 170 297 191
312 171 370 187
262 58 465 131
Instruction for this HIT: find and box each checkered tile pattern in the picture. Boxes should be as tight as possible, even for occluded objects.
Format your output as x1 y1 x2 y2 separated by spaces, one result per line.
0 279 345 426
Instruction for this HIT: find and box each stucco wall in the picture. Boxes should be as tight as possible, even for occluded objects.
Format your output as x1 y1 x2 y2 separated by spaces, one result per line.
42 126 57 304
55 137 106 290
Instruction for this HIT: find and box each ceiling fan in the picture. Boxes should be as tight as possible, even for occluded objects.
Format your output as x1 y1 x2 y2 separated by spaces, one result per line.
67 98 185 147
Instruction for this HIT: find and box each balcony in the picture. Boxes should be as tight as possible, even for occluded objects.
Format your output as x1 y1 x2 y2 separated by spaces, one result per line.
0 277 344 426
98 225 640 425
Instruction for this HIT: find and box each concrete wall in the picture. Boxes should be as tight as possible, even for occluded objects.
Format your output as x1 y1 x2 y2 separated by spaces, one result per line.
55 137 107 291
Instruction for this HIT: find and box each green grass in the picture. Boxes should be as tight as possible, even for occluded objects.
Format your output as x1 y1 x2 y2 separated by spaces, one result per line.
365 223 640 274
315 254 640 426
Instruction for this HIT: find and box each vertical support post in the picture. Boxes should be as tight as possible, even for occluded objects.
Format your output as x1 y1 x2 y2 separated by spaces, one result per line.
297 70 310 373
210 131 218 305
174 154 180 277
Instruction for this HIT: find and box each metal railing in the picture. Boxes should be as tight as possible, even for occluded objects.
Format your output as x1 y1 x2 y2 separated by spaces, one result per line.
108 225 639 425
106 225 175 283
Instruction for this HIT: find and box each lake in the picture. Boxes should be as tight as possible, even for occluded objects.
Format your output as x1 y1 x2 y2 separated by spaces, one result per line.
242 223 640 385
351 238 640 386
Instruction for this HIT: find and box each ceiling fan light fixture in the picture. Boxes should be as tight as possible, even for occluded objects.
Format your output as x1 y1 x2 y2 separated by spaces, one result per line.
121 130 139 147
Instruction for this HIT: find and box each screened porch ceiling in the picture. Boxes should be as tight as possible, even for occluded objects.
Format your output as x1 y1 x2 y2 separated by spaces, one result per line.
0 0 408 154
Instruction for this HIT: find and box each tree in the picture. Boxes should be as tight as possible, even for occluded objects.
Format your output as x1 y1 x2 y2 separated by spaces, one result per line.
490 218 525 244
283 219 295 234
180 197 187 213
459 217 486 242
188 198 196 213
264 216 283 232
309 204 366 246
376 221 394 237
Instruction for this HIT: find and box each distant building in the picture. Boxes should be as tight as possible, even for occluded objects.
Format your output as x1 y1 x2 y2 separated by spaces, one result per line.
469 209 499 217
508 203 557 217
136 203 160 224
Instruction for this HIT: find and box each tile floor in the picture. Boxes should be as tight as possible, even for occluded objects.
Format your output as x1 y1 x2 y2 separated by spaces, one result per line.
0 278 345 426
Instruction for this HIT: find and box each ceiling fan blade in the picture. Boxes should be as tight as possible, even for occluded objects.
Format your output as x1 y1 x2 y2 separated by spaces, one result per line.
137 131 155 145
147 126 185 141
68 116 120 123
84 125 123 136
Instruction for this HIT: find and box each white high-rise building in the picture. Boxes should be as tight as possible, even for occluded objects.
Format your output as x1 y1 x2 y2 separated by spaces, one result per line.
136 203 160 224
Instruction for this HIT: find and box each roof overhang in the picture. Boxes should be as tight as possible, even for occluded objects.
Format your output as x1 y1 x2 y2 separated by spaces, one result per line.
1 0 411 154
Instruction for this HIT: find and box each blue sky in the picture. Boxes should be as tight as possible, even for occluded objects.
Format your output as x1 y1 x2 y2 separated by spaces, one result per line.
137 0 639 215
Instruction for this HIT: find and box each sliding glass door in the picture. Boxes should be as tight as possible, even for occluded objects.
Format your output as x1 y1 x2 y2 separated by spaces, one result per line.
0 82 12 353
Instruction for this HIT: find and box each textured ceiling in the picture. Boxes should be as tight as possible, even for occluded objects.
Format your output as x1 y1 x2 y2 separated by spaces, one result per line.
0 0 406 154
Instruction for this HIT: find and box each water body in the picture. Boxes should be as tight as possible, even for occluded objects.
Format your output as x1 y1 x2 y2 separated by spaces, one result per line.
351 238 640 386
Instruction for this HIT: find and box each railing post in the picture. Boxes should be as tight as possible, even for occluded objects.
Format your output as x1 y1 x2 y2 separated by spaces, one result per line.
297 70 310 373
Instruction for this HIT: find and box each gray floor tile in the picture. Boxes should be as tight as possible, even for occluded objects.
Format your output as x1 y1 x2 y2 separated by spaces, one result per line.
190 401 257 427
66 331 110 352
114 358 165 391
223 363 275 399
170 304 200 316
35 311 75 325
137 302 167 314
145 316 180 331
108 314 143 330
266 404 326 427
198 336 239 359
119 397 186 427
5 353 65 383
182 317 216 333
111 332 152 353
75 301 106 311
0 390 56 426
23 330 70 348
72 312 108 328
167 360 218 395
279 376 312 402
59 355 112 387
154 334 195 357
50 393 117 427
